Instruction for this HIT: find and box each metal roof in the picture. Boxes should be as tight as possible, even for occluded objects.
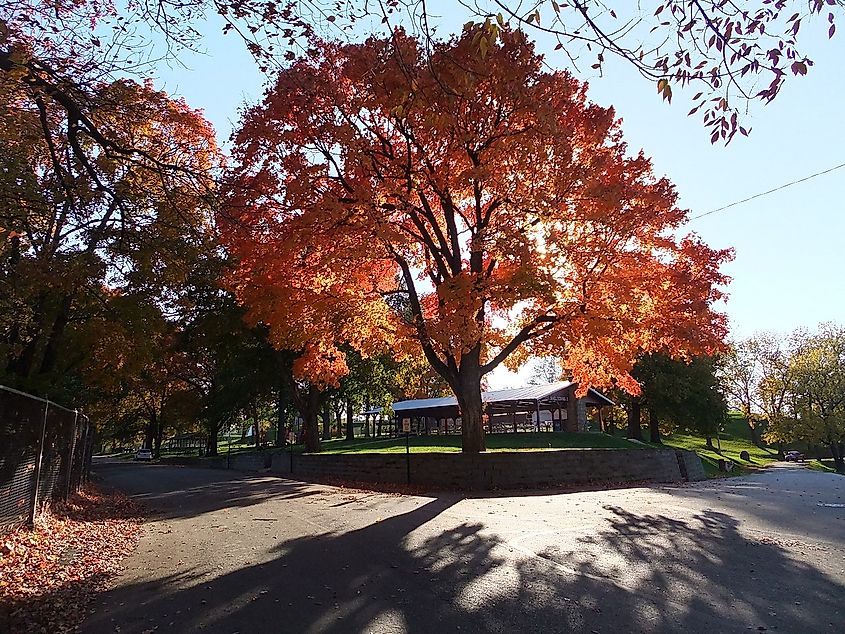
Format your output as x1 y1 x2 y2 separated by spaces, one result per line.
391 381 613 412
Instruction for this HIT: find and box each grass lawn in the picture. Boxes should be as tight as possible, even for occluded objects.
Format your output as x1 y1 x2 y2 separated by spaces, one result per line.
312 432 642 454
217 438 260 453
655 432 779 477
807 459 845 474
650 412 780 477
158 412 839 482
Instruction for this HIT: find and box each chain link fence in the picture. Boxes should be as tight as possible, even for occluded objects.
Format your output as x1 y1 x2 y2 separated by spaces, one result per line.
0 385 93 534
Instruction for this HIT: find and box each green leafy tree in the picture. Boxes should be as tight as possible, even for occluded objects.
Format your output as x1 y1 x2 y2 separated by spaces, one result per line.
632 353 728 445
766 325 845 470
175 259 282 456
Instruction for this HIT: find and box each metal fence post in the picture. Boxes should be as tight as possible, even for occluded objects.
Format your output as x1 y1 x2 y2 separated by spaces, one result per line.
81 417 92 483
29 400 50 525
65 410 80 499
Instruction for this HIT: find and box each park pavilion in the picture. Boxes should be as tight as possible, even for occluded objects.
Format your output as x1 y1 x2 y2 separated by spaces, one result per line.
365 381 614 436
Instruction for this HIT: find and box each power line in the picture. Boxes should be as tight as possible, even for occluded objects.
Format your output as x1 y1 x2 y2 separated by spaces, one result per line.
690 161 845 220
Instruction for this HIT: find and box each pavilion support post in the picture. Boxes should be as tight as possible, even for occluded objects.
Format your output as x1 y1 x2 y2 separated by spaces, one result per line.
535 400 541 433
511 410 516 434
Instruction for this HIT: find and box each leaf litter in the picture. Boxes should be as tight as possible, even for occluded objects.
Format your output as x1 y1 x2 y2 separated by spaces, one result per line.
0 486 143 633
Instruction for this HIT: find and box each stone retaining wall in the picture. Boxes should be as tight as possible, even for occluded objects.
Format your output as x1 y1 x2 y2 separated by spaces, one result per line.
166 447 702 490
675 449 707 481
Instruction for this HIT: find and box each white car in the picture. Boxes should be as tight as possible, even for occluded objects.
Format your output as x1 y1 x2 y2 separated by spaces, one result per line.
135 448 153 461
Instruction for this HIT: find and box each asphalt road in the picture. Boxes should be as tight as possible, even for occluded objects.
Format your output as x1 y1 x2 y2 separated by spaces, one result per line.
82 461 845 634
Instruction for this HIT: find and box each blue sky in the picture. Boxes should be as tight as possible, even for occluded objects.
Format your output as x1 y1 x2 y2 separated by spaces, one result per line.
150 8 845 386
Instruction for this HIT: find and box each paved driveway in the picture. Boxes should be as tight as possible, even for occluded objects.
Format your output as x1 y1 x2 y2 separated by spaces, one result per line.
82 461 845 633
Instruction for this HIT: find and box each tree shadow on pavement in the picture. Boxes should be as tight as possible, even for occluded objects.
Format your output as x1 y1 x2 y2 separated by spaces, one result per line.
92 462 320 521
82 497 844 633
658 469 845 546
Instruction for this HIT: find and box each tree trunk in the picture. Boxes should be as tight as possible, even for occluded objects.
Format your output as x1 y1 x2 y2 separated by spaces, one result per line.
207 431 218 457
301 408 320 453
37 295 73 376
777 441 785 460
333 402 344 438
454 365 485 453
300 388 322 453
627 400 642 441
648 408 661 444
153 420 163 459
364 397 370 437
829 441 844 471
251 400 261 450
748 422 761 447
705 436 714 449
346 401 355 441
144 414 156 451
321 402 331 441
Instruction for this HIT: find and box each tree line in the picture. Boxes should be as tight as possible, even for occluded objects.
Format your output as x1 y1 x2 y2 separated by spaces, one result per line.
722 325 845 470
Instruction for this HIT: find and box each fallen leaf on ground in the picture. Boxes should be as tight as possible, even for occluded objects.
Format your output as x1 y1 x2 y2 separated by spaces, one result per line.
0 486 143 633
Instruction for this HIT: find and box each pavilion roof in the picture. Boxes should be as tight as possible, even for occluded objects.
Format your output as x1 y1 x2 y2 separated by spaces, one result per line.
380 381 613 418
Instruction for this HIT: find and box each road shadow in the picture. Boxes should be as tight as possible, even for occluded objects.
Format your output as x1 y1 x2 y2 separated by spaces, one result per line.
659 468 845 545
91 461 320 521
82 496 844 633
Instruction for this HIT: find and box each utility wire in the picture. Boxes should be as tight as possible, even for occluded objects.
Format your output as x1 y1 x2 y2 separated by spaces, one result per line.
690 161 845 220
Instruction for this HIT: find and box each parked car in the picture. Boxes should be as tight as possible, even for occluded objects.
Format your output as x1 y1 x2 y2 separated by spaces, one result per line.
135 448 153 461
784 450 804 462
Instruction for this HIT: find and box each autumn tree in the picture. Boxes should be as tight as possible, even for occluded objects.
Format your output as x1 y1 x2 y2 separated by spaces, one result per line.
222 28 730 453
457 2 841 144
0 72 220 401
765 324 845 470
81 294 201 457
721 337 767 444
721 333 795 446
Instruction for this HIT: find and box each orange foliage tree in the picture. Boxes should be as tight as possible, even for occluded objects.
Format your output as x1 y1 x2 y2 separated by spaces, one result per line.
221 27 732 453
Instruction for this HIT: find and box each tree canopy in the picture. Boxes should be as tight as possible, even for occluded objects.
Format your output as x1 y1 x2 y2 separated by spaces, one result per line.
2 1 836 148
633 353 728 442
723 325 845 469
0 71 220 400
221 28 731 452
764 325 845 469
